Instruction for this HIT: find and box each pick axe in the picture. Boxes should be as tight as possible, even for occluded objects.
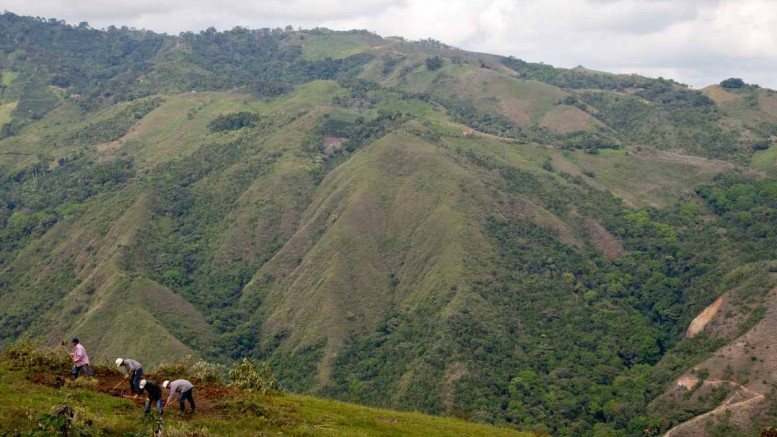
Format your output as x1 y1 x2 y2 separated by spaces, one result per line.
112 373 130 391
60 341 72 357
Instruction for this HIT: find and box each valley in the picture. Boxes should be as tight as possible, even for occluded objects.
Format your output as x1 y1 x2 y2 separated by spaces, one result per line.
1 12 776 436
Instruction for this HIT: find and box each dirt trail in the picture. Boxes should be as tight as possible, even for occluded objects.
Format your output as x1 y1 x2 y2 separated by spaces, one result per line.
663 380 765 437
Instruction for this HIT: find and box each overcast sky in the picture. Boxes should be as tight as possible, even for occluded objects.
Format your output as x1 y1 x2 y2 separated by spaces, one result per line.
4 0 777 89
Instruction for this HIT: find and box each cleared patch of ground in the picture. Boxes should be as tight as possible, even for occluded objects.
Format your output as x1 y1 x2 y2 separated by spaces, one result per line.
559 149 742 207
686 296 725 338
658 286 777 436
752 143 777 171
0 101 16 125
583 218 623 261
696 288 777 395
301 33 383 61
322 136 346 155
701 85 739 104
758 90 777 117
539 105 604 134
442 362 468 412
663 380 765 437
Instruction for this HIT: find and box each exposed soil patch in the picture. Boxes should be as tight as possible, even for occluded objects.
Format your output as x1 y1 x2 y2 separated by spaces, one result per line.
29 366 236 417
675 375 699 390
664 382 765 437
659 287 777 436
686 296 725 338
441 362 468 412
29 373 65 388
96 140 123 154
583 219 623 261
496 98 531 126
759 91 777 117
322 136 346 155
623 87 644 94
695 287 777 394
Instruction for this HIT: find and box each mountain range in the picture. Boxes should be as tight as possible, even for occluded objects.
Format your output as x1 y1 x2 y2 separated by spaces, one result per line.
1 12 777 436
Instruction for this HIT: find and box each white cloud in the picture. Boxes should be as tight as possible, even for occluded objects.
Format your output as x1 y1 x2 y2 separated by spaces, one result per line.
3 0 776 88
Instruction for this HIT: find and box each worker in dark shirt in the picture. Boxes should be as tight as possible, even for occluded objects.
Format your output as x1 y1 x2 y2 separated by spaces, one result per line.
139 379 164 415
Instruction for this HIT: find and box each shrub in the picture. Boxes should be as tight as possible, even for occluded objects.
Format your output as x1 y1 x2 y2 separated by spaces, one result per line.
425 56 443 72
1 339 70 372
155 355 192 380
34 406 78 436
720 78 746 89
228 358 278 394
191 360 227 384
154 356 227 384
208 112 260 132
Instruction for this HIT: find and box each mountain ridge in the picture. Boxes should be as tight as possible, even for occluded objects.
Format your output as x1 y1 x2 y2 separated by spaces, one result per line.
1 12 777 436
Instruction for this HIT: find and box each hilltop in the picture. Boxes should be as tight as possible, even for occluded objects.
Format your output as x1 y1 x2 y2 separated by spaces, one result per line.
1 12 777 436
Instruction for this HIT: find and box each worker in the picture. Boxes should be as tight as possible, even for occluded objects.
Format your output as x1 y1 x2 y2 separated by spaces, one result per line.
68 338 93 378
115 358 144 395
163 379 195 415
139 379 164 416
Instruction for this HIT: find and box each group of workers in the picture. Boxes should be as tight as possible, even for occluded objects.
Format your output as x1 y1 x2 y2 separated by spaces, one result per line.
67 338 196 416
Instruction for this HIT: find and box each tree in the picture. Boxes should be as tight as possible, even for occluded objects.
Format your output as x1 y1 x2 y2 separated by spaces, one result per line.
720 78 746 89
425 56 443 71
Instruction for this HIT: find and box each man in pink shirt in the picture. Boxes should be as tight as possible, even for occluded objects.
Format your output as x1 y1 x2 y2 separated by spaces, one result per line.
68 337 93 378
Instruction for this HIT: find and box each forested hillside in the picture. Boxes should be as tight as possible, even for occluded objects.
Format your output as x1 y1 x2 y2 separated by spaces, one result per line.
1 12 777 436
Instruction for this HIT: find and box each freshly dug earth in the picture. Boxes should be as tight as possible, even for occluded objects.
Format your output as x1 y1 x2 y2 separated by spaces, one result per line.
28 365 237 417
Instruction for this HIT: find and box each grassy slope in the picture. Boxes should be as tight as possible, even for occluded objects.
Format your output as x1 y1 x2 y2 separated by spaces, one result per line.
301 33 380 61
0 363 532 436
243 127 490 383
555 149 742 207
0 101 15 124
703 85 777 173
0 81 346 364
753 144 777 172
0 186 215 364
362 51 598 135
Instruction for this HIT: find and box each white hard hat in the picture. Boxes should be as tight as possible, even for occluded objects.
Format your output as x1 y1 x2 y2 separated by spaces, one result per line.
162 380 170 389
139 379 147 390
115 358 123 367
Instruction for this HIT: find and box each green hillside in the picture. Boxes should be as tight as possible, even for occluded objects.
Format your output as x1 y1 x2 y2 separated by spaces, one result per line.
0 343 531 436
1 12 777 437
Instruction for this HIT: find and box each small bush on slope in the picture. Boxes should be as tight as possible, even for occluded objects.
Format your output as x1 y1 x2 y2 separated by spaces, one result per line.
228 358 279 394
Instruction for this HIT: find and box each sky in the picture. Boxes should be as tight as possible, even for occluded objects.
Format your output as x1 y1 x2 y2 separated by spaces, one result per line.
4 0 777 89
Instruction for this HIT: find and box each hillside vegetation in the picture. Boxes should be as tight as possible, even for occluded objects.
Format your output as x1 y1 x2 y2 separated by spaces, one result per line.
0 342 531 436
1 12 777 436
